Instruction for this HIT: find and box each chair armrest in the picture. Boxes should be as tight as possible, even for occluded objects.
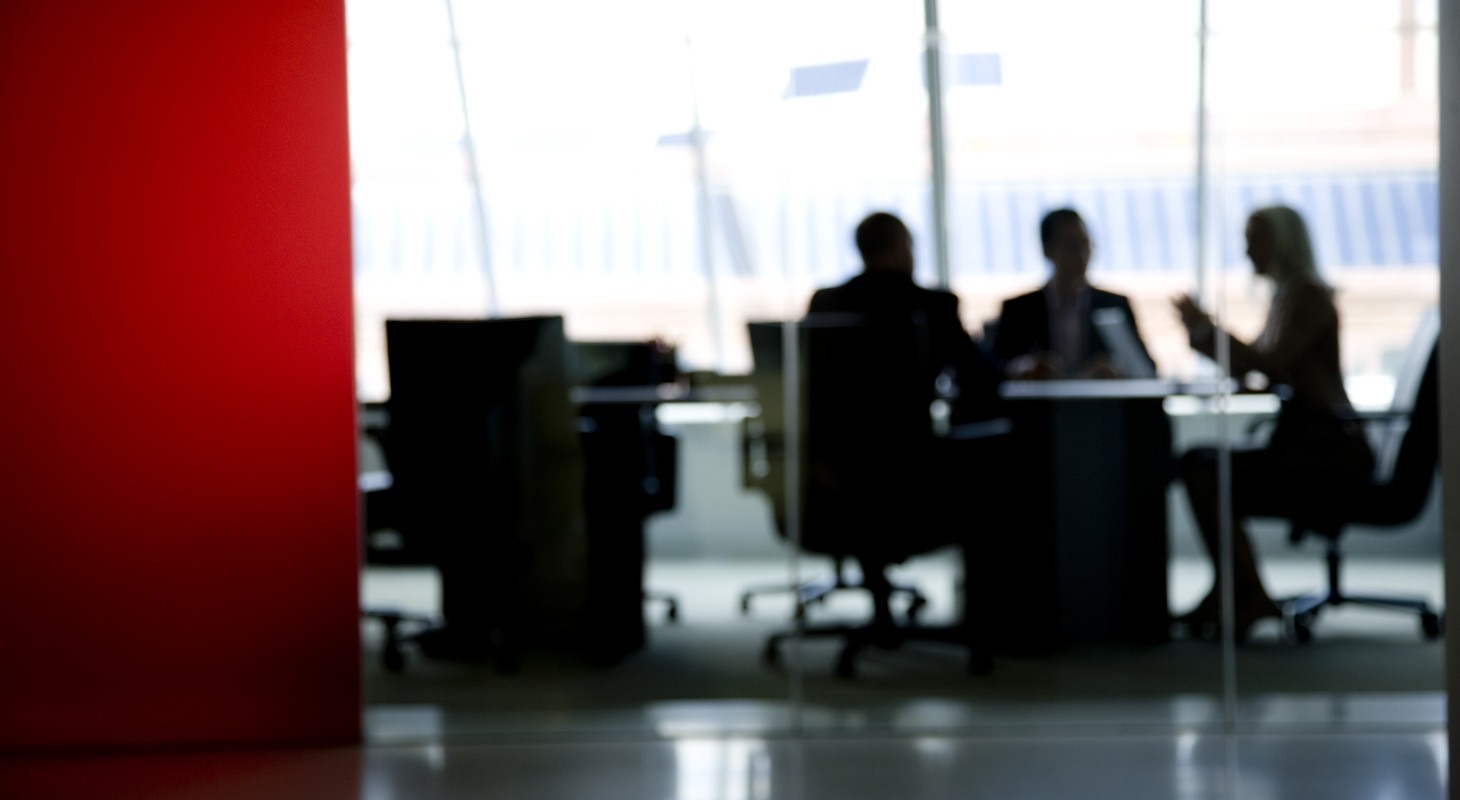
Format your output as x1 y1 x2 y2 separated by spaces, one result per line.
1337 409 1412 423
1247 408 1410 438
945 417 1014 441
1246 416 1276 438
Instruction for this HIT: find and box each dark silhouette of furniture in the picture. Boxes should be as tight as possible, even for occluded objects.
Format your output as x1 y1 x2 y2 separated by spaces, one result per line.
359 401 433 566
738 554 910 621
1275 314 1443 642
368 316 589 672
571 340 681 663
740 321 928 626
742 318 1003 678
995 380 1175 650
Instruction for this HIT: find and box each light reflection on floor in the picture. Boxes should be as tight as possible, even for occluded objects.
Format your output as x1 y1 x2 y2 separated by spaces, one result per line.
0 730 1446 800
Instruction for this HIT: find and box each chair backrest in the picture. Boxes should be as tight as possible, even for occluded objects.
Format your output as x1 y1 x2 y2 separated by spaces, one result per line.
1362 314 1439 526
743 321 793 536
803 313 935 465
745 316 939 552
1372 308 1439 484
384 316 583 544
1389 309 1440 415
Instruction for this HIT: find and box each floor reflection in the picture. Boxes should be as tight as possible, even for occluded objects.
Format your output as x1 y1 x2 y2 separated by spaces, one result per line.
362 556 1444 742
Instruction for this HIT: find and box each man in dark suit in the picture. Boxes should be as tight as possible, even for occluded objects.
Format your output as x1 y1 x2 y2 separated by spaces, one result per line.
803 211 1003 659
808 211 1002 420
990 208 1154 379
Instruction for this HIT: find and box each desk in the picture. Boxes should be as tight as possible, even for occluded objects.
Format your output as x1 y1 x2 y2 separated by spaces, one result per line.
992 380 1185 650
574 380 755 663
570 383 757 406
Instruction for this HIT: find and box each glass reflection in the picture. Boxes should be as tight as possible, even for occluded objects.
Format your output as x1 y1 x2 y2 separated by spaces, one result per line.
350 0 1443 746
1205 0 1443 728
671 739 774 800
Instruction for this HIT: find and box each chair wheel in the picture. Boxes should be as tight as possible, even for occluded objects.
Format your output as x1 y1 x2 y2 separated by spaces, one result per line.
762 637 782 667
383 644 406 673
906 596 927 623
494 648 522 676
740 595 752 615
1421 612 1442 639
835 645 858 679
665 601 680 624
1291 613 1314 644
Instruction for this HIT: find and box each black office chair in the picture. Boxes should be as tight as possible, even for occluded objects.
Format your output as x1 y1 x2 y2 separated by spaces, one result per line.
743 317 1006 677
740 321 928 625
1275 312 1443 642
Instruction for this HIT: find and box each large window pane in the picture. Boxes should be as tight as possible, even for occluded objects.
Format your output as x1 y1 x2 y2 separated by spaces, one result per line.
941 0 1203 378
349 0 1445 749
1205 0 1443 729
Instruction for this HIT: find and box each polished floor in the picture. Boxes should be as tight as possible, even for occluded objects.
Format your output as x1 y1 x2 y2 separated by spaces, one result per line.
1 557 1445 799
0 730 1446 799
362 555 1445 741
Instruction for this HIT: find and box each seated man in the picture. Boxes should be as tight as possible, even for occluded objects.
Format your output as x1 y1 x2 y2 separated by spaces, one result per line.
990 208 1154 379
803 211 1004 653
809 211 1002 421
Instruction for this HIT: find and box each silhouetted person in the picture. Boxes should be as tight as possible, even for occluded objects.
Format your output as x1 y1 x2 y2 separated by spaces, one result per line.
805 211 1004 655
809 212 1002 418
1173 205 1373 639
991 208 1154 379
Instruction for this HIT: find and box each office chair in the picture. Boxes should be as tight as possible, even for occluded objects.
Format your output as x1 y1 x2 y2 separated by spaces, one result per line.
743 318 1007 678
740 321 928 626
1273 312 1443 642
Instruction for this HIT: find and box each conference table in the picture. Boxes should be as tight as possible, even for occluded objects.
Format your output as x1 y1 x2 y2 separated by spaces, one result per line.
986 379 1233 652
586 376 1232 653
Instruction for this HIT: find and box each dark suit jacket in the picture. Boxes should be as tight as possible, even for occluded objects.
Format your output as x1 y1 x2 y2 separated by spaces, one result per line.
808 271 1002 421
802 270 1005 561
990 285 1154 377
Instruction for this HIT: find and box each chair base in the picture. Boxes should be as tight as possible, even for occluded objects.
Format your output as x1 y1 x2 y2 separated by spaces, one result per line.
739 571 928 622
644 589 680 623
762 622 991 679
363 608 520 674
1279 539 1444 643
1282 588 1443 643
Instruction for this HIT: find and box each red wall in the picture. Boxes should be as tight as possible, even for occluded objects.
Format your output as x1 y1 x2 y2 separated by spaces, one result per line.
0 1 360 749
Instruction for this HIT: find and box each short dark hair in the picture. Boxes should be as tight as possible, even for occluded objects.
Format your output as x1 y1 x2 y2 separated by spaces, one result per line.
1039 208 1084 248
854 212 909 261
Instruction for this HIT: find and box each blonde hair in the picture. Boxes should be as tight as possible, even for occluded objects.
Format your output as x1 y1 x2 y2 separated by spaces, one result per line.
1249 204 1322 288
1250 205 1329 353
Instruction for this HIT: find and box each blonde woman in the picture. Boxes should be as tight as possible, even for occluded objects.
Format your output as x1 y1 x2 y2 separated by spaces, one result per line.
1172 205 1373 639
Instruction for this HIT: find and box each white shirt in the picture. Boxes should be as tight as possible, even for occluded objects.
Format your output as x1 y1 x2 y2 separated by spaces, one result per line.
1043 281 1091 377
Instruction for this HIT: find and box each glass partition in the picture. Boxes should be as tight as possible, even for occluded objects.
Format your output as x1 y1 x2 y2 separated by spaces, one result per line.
941 0 1203 377
351 0 935 742
350 0 807 741
348 0 1443 750
349 0 710 396
789 0 1231 735
1204 0 1443 731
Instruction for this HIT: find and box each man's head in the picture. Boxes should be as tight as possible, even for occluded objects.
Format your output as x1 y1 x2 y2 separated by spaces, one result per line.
1039 208 1091 288
855 212 914 276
